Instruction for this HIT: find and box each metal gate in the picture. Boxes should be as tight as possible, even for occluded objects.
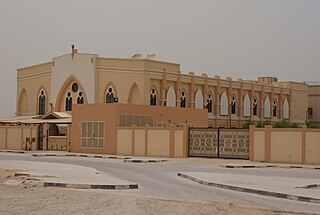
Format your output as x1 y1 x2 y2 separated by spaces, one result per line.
188 128 249 159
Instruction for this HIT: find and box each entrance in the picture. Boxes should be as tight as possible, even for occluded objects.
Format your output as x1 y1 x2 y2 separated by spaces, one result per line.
38 124 43 150
188 128 249 159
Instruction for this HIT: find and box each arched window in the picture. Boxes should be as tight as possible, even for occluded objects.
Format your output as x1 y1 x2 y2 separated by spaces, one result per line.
106 86 115 103
65 92 72 111
77 92 84 104
264 96 271 118
207 93 213 113
166 87 176 107
220 92 228 116
231 95 236 115
180 91 186 108
253 97 258 116
38 90 46 115
195 89 203 109
243 94 250 117
283 98 289 119
150 88 157 106
273 99 277 117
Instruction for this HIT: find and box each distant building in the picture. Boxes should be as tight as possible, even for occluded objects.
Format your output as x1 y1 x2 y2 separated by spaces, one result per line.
307 82 320 127
0 46 309 153
16 46 308 128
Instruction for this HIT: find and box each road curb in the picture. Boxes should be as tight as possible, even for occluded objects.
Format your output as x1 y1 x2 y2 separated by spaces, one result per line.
0 149 25 154
177 172 320 204
20 180 139 190
31 153 130 160
42 182 138 189
220 164 320 170
124 159 167 163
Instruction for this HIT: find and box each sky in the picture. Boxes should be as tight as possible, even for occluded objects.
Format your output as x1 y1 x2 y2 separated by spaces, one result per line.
0 0 319 117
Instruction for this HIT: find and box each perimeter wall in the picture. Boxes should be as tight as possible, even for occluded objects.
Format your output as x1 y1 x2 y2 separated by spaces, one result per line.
249 125 320 164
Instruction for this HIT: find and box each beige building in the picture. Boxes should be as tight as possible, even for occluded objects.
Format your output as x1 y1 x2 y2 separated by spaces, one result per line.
307 83 320 127
16 46 308 129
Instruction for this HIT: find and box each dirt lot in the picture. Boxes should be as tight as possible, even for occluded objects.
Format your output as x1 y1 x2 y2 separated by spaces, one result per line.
0 169 310 215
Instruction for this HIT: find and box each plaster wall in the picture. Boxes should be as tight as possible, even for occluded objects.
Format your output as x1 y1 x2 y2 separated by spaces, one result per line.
51 53 97 107
147 130 170 157
117 129 133 155
253 130 265 161
134 129 146 156
270 131 302 163
305 131 320 164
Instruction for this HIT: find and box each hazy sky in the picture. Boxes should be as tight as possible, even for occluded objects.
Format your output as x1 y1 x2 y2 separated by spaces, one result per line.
0 0 319 117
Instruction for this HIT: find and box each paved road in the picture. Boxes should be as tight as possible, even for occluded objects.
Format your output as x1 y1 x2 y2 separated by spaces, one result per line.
1 153 319 214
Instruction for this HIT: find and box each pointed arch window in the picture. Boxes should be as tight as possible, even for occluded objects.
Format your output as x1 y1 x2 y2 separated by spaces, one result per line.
106 86 115 103
38 90 46 115
150 88 157 106
207 94 213 113
77 92 84 104
253 97 258 116
65 92 72 111
180 91 186 108
231 95 236 115
273 99 277 117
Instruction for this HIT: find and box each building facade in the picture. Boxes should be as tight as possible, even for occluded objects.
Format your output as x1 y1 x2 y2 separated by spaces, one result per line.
16 47 308 128
308 83 320 127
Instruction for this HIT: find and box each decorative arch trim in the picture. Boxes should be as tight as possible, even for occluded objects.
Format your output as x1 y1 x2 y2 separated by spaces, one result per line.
55 75 88 111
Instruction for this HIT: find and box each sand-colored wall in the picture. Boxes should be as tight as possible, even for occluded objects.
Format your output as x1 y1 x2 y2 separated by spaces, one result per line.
148 130 170 157
270 131 302 163
116 127 186 157
48 136 67 151
0 128 6 149
71 103 205 155
250 125 320 164
117 129 133 155
174 130 184 157
252 130 265 161
134 129 146 156
305 131 320 164
0 126 37 150
17 69 51 115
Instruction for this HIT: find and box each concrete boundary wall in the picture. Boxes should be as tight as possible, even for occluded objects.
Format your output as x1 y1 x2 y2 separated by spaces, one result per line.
116 127 187 158
0 125 38 150
250 125 320 164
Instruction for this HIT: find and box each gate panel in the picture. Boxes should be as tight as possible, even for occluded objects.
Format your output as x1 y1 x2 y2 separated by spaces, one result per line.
188 128 218 157
219 129 249 159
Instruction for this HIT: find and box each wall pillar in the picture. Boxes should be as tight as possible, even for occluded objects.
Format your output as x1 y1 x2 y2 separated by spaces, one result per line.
203 73 208 108
169 127 175 158
131 126 135 156
189 72 195 108
259 84 265 119
264 125 272 162
301 126 307 163
43 123 49 150
161 68 167 106
176 71 182 107
144 127 149 156
249 125 255 161
215 76 221 127
279 87 284 120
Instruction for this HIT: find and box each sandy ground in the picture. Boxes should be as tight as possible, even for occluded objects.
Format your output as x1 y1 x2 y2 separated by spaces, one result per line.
0 169 311 215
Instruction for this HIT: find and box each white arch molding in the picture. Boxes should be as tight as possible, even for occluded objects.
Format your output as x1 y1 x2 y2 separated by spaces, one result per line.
243 94 250 117
166 87 176 107
264 96 271 118
283 98 289 119
220 92 228 116
194 89 203 109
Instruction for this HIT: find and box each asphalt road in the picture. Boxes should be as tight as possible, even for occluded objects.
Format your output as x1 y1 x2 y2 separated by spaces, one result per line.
0 153 319 214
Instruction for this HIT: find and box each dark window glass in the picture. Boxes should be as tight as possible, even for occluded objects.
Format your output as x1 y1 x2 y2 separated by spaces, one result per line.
72 83 78 92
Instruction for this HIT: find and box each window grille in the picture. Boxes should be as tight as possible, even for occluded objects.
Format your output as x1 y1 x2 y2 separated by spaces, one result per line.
81 121 104 149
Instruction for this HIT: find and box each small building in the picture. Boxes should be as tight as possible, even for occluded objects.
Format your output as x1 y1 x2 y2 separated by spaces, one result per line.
70 103 207 157
307 83 320 127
